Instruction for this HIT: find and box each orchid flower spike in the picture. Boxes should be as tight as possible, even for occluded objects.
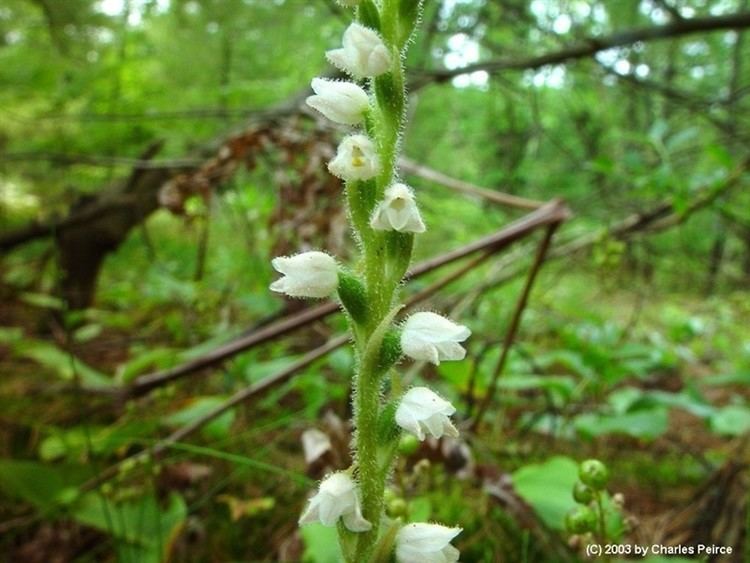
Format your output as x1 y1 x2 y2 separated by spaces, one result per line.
370 183 426 233
269 251 338 299
400 312 471 365
396 523 462 563
326 23 392 79
396 387 459 441
298 472 372 532
306 78 370 125
328 134 380 182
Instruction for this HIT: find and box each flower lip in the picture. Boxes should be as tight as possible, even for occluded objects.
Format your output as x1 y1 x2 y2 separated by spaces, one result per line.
328 134 380 182
395 386 459 441
298 472 372 532
370 183 426 233
400 312 471 365
326 22 392 79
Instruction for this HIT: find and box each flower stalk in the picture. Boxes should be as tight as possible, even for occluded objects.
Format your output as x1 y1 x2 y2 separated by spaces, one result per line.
271 2 465 561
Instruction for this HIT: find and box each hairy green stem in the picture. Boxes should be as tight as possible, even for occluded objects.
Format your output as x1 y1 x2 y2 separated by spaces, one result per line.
340 2 417 561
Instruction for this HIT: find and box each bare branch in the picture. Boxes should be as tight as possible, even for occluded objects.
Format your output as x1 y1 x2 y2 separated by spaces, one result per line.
411 11 750 88
399 157 544 210
103 199 570 398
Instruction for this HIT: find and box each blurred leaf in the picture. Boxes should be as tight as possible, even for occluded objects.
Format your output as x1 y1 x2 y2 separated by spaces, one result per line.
0 460 89 512
301 523 344 563
498 375 576 398
245 355 299 383
706 372 750 386
512 456 578 530
162 396 235 439
574 407 668 440
73 492 186 563
217 494 275 521
19 292 64 310
73 323 102 343
709 405 750 436
39 421 155 462
438 359 474 390
13 340 112 387
116 346 179 383
408 496 432 522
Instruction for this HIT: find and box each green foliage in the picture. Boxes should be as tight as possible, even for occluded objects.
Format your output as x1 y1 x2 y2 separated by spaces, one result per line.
302 523 344 563
162 396 235 440
0 459 89 512
512 456 579 530
73 492 187 563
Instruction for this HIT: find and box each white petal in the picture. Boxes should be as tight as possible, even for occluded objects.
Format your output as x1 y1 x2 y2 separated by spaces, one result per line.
327 23 391 79
366 45 393 76
342 506 372 532
395 387 459 441
270 251 338 299
395 408 425 441
298 497 321 525
325 48 352 75
317 495 342 526
401 336 440 365
306 78 369 125
370 183 426 233
396 523 462 563
434 341 467 362
328 134 380 182
405 312 471 343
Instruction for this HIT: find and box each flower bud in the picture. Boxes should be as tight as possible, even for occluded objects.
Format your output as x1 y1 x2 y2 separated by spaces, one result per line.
565 506 597 534
299 472 372 532
612 492 625 508
397 434 420 456
327 23 392 79
396 523 461 563
270 251 339 299
306 78 370 125
387 497 408 518
579 459 609 490
370 183 426 233
328 134 380 182
572 481 595 505
395 386 459 441
400 312 471 365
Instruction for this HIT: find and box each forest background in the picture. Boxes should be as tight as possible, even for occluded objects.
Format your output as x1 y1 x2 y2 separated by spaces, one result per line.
1 0 749 561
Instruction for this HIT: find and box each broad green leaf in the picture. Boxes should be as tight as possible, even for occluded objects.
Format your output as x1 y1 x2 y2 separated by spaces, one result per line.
301 523 344 563
73 492 187 563
574 407 669 440
706 372 750 386
13 340 112 387
162 396 235 439
116 346 179 383
19 292 64 310
0 460 90 512
709 405 750 436
512 456 578 530
39 422 155 461
408 496 432 522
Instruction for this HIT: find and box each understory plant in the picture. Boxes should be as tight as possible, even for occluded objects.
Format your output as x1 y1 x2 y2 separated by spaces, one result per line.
268 1 469 561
